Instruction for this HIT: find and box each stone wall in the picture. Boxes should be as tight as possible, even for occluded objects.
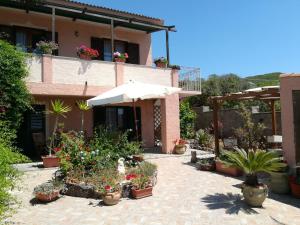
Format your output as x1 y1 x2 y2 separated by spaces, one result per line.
193 107 281 138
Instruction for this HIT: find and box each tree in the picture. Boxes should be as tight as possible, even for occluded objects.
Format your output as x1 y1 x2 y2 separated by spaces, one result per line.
0 40 32 131
180 100 196 139
76 100 90 132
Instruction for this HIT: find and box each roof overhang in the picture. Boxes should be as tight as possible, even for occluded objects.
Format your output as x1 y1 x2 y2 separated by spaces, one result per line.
0 0 176 33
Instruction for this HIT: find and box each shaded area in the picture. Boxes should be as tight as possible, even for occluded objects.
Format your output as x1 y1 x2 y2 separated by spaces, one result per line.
268 192 300 208
201 193 258 215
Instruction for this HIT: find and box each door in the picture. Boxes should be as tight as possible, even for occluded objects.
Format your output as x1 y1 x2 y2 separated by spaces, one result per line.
17 105 46 159
293 90 300 163
93 106 141 141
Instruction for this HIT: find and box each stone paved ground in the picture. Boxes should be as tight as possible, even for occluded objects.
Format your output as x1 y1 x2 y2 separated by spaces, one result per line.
7 153 300 225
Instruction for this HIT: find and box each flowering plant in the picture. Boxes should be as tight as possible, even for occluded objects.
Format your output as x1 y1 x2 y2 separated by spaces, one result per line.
77 45 99 59
126 173 138 181
96 169 121 195
113 52 128 61
131 174 151 190
36 40 58 55
154 57 168 65
175 138 187 146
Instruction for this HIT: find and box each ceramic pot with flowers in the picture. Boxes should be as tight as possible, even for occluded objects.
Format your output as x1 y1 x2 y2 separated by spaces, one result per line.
77 45 99 60
113 52 128 63
174 139 187 154
131 174 153 199
102 187 122 205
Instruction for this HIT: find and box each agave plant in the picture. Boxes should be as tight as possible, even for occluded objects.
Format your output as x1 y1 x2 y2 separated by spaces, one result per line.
221 149 285 186
48 100 71 155
76 100 90 132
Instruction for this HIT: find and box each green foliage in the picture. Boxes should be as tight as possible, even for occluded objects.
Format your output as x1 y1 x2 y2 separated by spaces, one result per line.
94 169 121 194
245 72 281 87
0 40 32 131
132 174 151 190
195 129 214 148
180 100 196 139
76 100 90 132
128 161 157 177
221 148 285 186
33 179 63 195
35 40 58 55
233 104 266 151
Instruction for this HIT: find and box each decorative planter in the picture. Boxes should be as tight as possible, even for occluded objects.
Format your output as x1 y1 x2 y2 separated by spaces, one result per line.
197 162 216 171
35 191 59 202
42 155 60 168
133 155 144 162
289 176 300 198
215 160 243 177
270 171 290 194
79 54 92 60
175 144 186 154
131 187 153 199
242 183 268 207
115 58 126 63
155 62 167 68
103 191 121 205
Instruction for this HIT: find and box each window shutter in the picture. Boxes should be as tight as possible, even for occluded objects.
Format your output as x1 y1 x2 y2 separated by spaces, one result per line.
91 37 104 60
126 43 140 64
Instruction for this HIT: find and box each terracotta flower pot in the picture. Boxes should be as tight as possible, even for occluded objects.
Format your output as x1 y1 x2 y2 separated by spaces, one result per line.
289 176 300 198
115 58 126 63
242 183 268 207
175 144 186 154
131 187 153 199
42 155 60 168
103 191 121 205
35 191 59 202
79 54 92 60
133 155 144 162
155 61 167 68
215 160 243 177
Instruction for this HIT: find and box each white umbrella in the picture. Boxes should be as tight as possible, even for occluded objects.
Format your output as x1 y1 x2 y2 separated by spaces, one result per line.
87 80 181 139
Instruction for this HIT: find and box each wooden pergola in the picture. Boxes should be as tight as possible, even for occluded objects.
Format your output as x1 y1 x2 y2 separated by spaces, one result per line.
210 86 280 156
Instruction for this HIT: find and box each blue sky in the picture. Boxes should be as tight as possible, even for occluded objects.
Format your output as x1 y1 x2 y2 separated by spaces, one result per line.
82 0 300 78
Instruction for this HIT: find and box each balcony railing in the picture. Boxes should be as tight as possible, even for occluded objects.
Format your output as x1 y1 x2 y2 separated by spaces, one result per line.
179 67 201 92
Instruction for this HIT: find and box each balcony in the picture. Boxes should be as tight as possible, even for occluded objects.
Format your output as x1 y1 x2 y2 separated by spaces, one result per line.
26 55 201 97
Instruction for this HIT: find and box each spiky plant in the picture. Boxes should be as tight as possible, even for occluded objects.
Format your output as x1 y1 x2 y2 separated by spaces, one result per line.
48 100 71 155
221 149 285 186
76 100 90 132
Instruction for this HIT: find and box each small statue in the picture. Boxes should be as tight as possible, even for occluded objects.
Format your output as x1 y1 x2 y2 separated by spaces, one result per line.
117 158 125 175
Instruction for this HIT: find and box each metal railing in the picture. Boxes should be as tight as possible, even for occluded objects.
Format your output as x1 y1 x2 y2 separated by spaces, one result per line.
179 67 201 92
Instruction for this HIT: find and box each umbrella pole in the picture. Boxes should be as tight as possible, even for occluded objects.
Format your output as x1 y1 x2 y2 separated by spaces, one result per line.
132 99 139 141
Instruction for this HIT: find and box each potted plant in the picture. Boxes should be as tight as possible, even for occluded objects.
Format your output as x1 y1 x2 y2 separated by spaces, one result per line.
42 100 71 168
131 174 152 199
130 161 158 186
174 139 187 154
269 161 290 194
222 149 285 207
113 52 128 63
33 179 62 202
76 45 99 60
154 57 168 68
289 164 300 198
196 158 215 171
76 100 90 133
215 152 243 177
168 64 181 70
97 170 122 205
35 40 58 55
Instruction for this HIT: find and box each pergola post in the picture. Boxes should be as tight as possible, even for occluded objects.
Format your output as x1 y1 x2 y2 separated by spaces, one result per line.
165 30 170 66
271 100 277 135
51 7 56 42
111 19 115 61
213 99 220 156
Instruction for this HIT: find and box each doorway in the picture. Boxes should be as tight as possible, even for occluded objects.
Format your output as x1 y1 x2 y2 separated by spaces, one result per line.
293 90 300 163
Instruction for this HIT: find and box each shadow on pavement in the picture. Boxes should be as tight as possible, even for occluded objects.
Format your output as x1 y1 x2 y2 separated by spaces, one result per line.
201 192 258 215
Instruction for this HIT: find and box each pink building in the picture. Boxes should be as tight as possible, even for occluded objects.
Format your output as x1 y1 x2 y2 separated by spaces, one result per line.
280 74 300 172
0 0 200 158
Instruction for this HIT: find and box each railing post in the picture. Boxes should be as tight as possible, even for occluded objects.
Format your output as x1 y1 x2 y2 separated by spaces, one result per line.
51 7 55 42
165 30 170 66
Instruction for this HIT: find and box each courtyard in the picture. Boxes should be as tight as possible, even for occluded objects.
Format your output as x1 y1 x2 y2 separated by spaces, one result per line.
8 152 300 225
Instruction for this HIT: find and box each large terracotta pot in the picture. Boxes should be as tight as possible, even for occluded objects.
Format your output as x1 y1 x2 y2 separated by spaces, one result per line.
197 162 216 171
175 144 186 154
270 171 290 194
155 61 167 68
102 191 121 205
35 191 59 202
289 176 300 198
42 155 60 168
131 187 153 199
215 160 243 177
242 184 268 207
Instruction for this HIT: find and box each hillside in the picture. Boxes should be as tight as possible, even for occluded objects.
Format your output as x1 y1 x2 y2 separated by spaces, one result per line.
244 72 281 87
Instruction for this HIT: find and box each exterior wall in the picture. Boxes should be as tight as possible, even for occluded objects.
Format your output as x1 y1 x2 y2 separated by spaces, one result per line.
280 74 300 170
194 107 282 138
26 56 42 82
0 7 152 65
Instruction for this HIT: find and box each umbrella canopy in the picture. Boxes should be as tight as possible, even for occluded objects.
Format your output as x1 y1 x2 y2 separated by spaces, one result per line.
87 80 181 107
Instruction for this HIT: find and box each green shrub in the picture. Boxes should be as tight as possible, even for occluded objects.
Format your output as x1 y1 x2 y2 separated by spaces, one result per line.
180 100 196 139
195 129 214 148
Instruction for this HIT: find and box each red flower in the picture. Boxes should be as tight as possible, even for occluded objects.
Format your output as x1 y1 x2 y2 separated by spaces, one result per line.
53 147 61 152
126 174 137 180
105 185 112 191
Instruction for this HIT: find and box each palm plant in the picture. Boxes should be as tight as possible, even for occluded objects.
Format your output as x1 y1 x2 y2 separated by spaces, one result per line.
76 100 90 132
221 149 285 186
48 100 71 155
